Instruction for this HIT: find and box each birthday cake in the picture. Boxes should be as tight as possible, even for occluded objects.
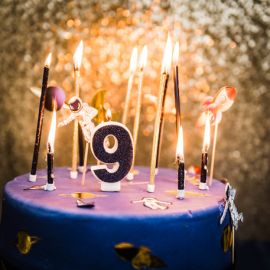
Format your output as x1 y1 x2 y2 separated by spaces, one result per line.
0 166 233 270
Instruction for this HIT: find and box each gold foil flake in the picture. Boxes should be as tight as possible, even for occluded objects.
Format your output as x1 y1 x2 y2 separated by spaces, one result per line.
115 242 166 269
59 192 107 199
221 225 233 252
16 231 39 255
166 190 209 197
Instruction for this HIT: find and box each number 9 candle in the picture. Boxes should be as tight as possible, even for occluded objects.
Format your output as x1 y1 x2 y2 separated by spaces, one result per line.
91 114 134 192
148 35 172 193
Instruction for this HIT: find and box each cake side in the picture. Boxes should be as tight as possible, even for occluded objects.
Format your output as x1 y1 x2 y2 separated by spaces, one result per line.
0 167 232 270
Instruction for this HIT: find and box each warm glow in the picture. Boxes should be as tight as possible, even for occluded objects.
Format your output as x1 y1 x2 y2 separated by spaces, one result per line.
173 41 179 66
129 47 138 73
44 53 52 68
161 34 172 73
203 112 211 152
47 109 57 152
73 40 84 70
139 45 148 70
106 108 112 121
176 126 184 161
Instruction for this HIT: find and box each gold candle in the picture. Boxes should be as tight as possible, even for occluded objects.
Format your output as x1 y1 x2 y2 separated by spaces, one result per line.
122 47 138 125
70 40 84 179
130 46 148 176
148 35 172 193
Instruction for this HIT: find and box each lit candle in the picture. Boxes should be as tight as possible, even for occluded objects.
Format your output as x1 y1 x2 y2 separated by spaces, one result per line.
173 41 181 135
44 109 57 191
176 126 185 199
199 112 211 190
122 47 138 125
71 41 84 179
148 34 172 193
129 45 148 178
29 53 52 182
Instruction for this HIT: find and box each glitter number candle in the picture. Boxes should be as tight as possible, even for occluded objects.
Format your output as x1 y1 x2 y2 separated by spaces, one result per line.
176 126 185 199
29 53 52 182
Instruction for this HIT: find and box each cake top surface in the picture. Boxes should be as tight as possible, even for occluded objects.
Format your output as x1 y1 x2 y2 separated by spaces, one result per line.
5 166 226 218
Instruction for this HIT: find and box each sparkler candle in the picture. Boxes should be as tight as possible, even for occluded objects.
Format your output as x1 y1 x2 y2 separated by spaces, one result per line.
71 41 84 179
199 112 211 190
176 126 185 199
173 42 181 135
148 35 172 193
29 53 52 182
122 47 138 125
44 109 56 191
129 46 148 178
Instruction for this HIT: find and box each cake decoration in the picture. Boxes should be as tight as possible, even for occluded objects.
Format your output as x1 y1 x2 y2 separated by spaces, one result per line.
91 120 134 191
220 183 244 230
59 192 107 199
76 199 95 209
114 242 166 269
221 225 233 253
128 46 148 181
29 53 52 183
131 197 172 210
166 190 209 198
199 112 211 190
16 231 40 255
148 34 172 193
206 86 237 186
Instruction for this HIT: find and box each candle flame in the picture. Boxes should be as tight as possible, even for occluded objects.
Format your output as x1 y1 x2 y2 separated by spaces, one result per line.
106 108 112 121
73 40 84 70
203 112 211 152
176 126 184 161
161 34 172 73
173 41 179 65
44 53 52 68
48 109 57 152
139 45 148 70
129 47 138 73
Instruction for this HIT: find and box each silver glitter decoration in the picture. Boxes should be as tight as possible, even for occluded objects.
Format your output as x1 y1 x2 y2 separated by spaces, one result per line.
0 0 269 240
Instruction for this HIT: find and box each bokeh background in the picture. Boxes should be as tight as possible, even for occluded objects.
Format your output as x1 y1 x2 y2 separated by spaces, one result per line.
0 0 269 268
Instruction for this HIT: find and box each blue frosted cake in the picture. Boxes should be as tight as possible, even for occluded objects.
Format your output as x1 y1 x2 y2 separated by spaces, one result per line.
0 166 232 270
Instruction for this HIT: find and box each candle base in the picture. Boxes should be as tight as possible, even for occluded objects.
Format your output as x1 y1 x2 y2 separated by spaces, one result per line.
43 183 56 191
28 174 37 182
126 172 134 181
78 166 84 173
199 182 209 190
147 184 155 193
100 181 121 192
176 189 185 199
70 170 78 179
155 168 159 176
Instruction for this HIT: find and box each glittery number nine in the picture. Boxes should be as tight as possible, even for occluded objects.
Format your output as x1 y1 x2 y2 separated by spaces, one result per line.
90 122 133 182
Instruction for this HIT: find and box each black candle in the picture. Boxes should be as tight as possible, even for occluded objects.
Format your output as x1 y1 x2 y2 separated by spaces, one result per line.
29 53 52 182
44 110 56 191
199 113 211 190
173 42 181 135
47 144 54 184
78 126 84 171
176 126 185 199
